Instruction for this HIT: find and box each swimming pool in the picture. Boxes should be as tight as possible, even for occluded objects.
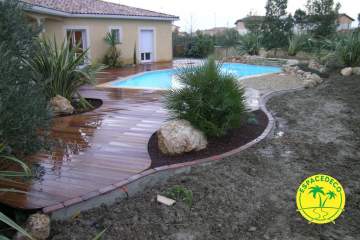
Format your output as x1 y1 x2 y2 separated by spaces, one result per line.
111 63 282 90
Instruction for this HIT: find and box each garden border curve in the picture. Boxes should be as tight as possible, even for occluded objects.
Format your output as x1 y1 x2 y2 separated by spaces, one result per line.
45 86 305 220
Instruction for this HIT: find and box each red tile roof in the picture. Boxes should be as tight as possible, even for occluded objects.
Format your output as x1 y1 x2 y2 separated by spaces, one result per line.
21 0 178 19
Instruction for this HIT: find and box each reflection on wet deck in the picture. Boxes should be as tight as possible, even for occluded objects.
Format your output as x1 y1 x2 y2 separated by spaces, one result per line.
0 63 171 210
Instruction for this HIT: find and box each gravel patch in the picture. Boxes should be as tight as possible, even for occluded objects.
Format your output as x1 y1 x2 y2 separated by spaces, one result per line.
241 73 303 94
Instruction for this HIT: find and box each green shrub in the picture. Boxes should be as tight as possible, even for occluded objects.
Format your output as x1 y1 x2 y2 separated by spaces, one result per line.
103 32 122 68
27 38 104 106
238 32 262 55
288 34 307 56
216 29 240 56
0 0 50 155
165 186 193 208
185 33 214 58
164 57 247 138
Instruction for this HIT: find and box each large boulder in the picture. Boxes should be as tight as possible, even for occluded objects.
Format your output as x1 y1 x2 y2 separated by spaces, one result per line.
157 120 207 155
50 95 74 115
308 59 327 73
16 214 50 240
303 73 323 88
244 88 260 112
341 67 353 76
352 67 360 75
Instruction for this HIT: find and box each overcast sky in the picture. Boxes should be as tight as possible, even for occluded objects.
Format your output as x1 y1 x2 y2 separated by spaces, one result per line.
108 0 359 31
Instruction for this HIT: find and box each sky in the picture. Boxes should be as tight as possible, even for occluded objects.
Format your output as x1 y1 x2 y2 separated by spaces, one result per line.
107 0 359 31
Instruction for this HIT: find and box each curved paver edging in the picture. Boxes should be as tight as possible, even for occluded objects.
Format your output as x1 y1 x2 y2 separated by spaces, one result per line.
45 86 305 220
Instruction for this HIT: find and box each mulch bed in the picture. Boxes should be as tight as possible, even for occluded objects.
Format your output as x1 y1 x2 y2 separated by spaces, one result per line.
56 98 103 117
148 110 268 168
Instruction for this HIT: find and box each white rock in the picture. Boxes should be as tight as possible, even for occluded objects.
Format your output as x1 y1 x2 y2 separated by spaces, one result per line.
303 79 317 88
311 73 323 84
244 88 260 112
157 195 176 206
157 120 207 155
25 214 50 240
341 67 353 76
352 67 360 75
308 59 327 73
50 95 74 115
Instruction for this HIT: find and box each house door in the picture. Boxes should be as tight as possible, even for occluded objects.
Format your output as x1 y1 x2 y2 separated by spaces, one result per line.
140 29 154 63
66 29 88 62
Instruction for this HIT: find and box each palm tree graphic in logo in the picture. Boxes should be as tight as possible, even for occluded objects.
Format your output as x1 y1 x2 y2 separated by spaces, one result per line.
296 174 346 224
308 185 337 220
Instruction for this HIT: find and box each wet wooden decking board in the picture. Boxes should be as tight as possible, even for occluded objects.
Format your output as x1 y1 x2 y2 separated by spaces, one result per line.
0 63 172 210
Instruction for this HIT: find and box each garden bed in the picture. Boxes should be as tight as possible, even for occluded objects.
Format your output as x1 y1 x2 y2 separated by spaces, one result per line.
148 110 268 168
56 98 103 117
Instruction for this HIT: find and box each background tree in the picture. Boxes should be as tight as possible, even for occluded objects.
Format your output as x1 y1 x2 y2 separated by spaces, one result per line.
294 9 308 33
216 29 240 56
243 15 264 34
261 0 294 51
0 0 50 155
185 32 214 58
305 0 341 38
358 13 360 27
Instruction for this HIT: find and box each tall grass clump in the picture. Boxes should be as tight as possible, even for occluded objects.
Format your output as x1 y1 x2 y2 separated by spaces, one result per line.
238 33 262 56
164 57 247 138
288 34 308 56
334 31 360 67
27 38 104 105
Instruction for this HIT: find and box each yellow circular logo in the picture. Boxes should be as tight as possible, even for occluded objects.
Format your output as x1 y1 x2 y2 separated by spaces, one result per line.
296 174 346 224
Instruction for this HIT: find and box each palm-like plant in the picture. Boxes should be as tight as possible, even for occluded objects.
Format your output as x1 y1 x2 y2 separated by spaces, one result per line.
238 32 262 56
27 37 104 107
104 31 121 68
164 57 247 137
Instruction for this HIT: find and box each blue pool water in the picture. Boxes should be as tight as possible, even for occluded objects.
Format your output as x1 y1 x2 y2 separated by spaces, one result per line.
112 63 282 90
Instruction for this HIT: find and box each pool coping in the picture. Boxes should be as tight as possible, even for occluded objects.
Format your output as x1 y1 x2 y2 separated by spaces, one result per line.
45 86 304 220
96 63 283 90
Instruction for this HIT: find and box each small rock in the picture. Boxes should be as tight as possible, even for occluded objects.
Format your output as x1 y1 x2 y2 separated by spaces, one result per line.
157 195 176 206
248 226 257 232
157 120 207 155
311 73 322 83
25 213 50 240
50 95 74 115
352 67 360 75
341 67 352 76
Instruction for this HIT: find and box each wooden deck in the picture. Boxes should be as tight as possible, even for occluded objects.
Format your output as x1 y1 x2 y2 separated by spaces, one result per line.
0 63 173 210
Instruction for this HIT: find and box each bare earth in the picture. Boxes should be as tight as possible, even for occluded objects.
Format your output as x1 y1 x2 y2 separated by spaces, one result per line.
51 73 360 240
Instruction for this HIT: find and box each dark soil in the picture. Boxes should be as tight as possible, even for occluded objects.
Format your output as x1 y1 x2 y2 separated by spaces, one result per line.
149 110 268 168
56 98 103 117
51 73 360 240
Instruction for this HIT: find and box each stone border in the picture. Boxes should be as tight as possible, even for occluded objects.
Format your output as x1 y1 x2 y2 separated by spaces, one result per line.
45 87 304 220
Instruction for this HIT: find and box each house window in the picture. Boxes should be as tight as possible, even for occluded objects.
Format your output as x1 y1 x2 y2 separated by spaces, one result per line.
66 29 88 64
109 27 122 44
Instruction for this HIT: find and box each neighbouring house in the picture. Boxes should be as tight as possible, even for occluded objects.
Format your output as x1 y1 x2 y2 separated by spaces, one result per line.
235 13 355 34
234 16 264 35
21 0 179 64
336 13 355 31
201 27 231 36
